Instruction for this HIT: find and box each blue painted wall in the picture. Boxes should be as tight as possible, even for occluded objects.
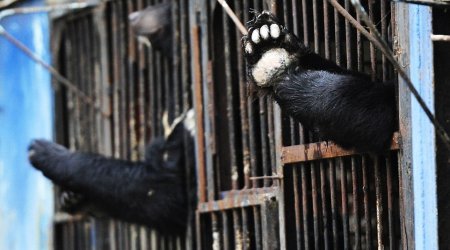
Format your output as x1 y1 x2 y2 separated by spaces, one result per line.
0 0 54 249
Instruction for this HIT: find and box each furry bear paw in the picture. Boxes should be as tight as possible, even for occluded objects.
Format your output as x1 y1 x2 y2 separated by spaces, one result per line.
243 11 300 87
28 139 70 171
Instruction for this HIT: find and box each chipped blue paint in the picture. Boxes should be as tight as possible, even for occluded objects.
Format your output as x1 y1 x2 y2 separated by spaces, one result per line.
409 5 438 250
0 0 54 250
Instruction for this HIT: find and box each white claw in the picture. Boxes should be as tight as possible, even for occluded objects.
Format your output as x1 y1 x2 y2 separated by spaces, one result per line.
251 29 261 44
245 42 253 54
270 24 281 39
260 25 270 40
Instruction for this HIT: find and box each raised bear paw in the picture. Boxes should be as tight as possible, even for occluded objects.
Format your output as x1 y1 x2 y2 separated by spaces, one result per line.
243 11 301 87
28 139 70 171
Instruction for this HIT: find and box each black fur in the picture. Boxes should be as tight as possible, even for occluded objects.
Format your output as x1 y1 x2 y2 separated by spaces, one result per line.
243 12 395 153
128 2 172 55
28 119 194 235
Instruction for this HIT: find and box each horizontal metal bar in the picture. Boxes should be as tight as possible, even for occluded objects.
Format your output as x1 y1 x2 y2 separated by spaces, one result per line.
197 188 278 213
431 34 450 41
53 212 87 223
281 132 400 164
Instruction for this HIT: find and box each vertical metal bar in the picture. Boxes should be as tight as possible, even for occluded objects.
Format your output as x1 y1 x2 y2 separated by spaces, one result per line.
222 212 230 250
293 167 303 249
340 158 349 250
323 0 330 59
259 97 270 186
362 156 373 250
320 161 330 250
368 0 376 79
351 157 361 250
242 208 249 250
233 210 242 250
386 156 394 250
302 0 309 45
344 0 352 69
380 0 387 81
301 166 310 250
235 0 251 188
329 159 339 250
267 101 276 176
261 199 280 250
356 7 363 71
222 3 238 190
373 155 384 249
334 1 341 66
253 207 262 250
313 0 319 53
126 0 138 160
311 162 320 250
172 0 180 116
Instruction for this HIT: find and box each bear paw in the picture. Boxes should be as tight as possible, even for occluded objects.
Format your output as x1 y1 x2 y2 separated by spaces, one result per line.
28 139 70 171
243 11 300 87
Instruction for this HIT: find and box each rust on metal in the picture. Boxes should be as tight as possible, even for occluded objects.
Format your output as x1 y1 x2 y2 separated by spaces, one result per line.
197 188 277 213
281 132 400 164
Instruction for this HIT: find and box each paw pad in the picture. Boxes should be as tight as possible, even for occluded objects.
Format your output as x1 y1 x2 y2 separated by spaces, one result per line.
243 12 298 87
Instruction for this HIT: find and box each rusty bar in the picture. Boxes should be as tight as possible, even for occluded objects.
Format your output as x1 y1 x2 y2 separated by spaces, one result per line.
386 156 394 250
155 52 163 136
293 167 303 249
259 97 270 187
253 206 262 250
180 0 190 111
119 0 130 157
111 0 121 155
362 156 373 250
323 0 330 59
340 158 349 250
248 96 259 188
381 0 388 81
136 27 146 155
267 101 276 177
301 166 310 249
172 0 181 116
281 132 400 164
190 24 207 202
313 0 319 53
235 0 251 189
249 0 261 189
222 6 239 190
334 0 341 66
81 17 92 150
328 159 339 250
199 0 216 202
198 188 278 213
241 208 249 250
344 0 352 69
291 0 299 34
311 162 320 250
368 0 376 80
73 19 83 149
233 210 242 249
320 161 330 250
126 0 138 160
222 212 231 250
373 155 384 249
302 0 309 45
356 9 363 71
351 157 362 250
